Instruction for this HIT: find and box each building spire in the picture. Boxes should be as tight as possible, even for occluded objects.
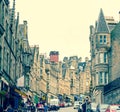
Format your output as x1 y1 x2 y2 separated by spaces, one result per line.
10 0 16 27
119 11 120 22
96 8 110 33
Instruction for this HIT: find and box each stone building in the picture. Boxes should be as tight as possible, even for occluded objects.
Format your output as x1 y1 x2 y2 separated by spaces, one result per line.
39 54 48 102
62 56 91 102
55 61 64 101
0 0 19 108
29 45 41 103
78 57 91 96
41 51 60 103
89 8 120 103
0 0 11 107
104 18 120 104
0 0 30 109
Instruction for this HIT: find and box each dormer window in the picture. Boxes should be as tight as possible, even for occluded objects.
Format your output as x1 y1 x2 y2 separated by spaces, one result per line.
104 35 107 44
100 35 103 44
99 35 107 44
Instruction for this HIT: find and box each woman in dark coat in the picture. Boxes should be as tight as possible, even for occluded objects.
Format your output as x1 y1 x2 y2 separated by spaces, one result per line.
0 105 3 112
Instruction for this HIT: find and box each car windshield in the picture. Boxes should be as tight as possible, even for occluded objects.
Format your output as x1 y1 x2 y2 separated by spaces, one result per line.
111 105 120 110
74 101 80 104
101 104 109 109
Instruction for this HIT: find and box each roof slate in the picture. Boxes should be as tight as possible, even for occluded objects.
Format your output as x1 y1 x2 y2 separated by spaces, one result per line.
96 9 110 33
111 22 120 40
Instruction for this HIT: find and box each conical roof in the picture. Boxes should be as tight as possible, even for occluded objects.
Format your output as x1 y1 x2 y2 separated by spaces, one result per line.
96 9 110 33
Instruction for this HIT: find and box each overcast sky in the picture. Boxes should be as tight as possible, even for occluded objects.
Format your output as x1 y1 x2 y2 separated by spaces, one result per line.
10 0 120 61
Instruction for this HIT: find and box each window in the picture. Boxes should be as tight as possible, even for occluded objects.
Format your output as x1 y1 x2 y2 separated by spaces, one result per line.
104 52 107 63
40 69 42 77
96 53 98 64
100 53 104 63
100 35 103 44
96 35 98 43
99 72 103 84
104 72 108 84
96 72 98 85
2 3 4 25
3 47 5 68
6 21 8 41
100 52 107 63
98 72 108 85
86 81 89 86
99 35 107 44
104 35 107 44
25 75 29 87
7 53 9 73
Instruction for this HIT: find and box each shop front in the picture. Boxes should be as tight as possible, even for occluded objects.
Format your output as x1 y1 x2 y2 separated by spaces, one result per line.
0 77 9 109
9 86 29 110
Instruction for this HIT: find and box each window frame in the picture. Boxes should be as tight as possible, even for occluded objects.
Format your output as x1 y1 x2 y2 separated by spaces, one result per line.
99 35 107 44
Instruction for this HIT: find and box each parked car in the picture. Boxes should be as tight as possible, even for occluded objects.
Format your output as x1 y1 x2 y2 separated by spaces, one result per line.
59 102 65 107
64 102 72 107
74 101 81 109
105 104 120 112
36 103 44 112
67 102 72 107
100 104 109 112
49 99 60 110
91 102 98 112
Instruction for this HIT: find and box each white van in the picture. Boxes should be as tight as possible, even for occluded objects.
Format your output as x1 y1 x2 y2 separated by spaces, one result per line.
49 99 60 110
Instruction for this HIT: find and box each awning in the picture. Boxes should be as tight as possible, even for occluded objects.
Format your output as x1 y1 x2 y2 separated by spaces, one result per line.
34 95 39 104
14 89 27 98
1 77 9 85
27 90 32 97
0 90 7 96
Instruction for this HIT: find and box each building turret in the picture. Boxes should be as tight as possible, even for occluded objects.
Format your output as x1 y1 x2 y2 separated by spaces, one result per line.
96 8 110 33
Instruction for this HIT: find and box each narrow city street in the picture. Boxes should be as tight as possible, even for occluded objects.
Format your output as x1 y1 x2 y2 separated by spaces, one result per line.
48 107 78 112
1 0 120 111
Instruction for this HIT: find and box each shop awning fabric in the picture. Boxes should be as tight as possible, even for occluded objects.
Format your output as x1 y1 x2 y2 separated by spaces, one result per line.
14 89 27 97
0 90 7 96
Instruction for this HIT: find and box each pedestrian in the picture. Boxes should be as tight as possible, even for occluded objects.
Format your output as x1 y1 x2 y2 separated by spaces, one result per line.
82 97 91 112
78 104 82 112
96 104 100 112
82 99 86 112
44 103 48 112
0 105 3 112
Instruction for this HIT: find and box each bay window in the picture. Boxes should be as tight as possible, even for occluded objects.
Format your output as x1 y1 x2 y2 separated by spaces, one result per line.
99 52 108 63
98 72 108 85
